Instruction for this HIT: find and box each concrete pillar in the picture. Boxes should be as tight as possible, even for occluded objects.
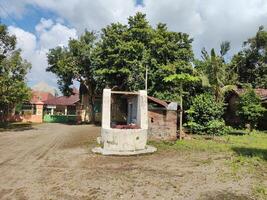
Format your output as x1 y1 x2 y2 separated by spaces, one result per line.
51 108 54 115
101 89 111 129
64 106 67 115
137 90 148 129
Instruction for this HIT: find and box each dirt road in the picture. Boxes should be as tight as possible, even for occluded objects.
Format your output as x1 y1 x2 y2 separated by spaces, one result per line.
0 123 256 200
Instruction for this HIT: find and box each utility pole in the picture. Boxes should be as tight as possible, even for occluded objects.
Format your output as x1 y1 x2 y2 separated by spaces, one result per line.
145 64 148 91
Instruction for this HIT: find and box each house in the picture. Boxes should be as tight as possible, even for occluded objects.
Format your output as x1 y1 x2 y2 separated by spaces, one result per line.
147 96 178 140
15 82 57 123
17 90 55 123
225 88 267 129
42 88 80 123
19 86 80 123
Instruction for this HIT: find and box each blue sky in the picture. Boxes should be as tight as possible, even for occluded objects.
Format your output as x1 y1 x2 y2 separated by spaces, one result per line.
1 5 59 33
1 0 267 89
1 0 142 34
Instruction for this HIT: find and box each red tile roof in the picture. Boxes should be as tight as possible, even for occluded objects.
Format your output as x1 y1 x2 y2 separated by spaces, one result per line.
31 90 54 104
43 93 79 106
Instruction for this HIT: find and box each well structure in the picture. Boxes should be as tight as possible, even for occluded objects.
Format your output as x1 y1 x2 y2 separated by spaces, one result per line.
92 89 157 155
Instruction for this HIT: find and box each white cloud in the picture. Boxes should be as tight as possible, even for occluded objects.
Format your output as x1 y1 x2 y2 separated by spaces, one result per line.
4 0 266 55
3 0 267 86
31 0 140 32
35 18 53 33
8 26 37 58
39 22 77 49
8 19 78 87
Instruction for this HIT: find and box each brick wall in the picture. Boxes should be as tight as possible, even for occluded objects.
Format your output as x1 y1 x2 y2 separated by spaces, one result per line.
22 114 43 123
148 109 177 140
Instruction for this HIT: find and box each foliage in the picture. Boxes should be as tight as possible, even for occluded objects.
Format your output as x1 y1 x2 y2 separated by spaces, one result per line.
164 73 200 83
194 41 236 102
232 26 267 88
94 12 194 100
47 30 97 96
186 93 227 134
206 120 232 136
0 24 16 62
237 89 266 129
47 31 97 121
0 24 31 116
47 12 195 123
164 72 200 138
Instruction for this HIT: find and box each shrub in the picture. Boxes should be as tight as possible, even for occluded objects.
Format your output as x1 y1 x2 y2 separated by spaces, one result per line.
237 89 266 130
185 93 228 135
206 120 232 135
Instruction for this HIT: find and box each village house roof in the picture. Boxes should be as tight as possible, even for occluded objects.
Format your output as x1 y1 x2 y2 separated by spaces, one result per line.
30 90 54 104
44 89 79 106
148 96 178 111
234 88 267 100
148 96 169 108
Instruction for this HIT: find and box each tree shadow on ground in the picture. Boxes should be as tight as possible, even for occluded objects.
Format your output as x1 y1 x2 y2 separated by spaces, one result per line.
198 191 253 200
0 123 35 132
232 147 267 161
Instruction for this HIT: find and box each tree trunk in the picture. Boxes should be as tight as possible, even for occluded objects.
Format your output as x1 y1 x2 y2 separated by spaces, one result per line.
88 90 95 124
81 81 95 124
179 83 183 140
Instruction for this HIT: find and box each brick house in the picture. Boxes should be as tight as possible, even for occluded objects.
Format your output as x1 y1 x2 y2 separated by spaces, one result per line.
147 96 178 140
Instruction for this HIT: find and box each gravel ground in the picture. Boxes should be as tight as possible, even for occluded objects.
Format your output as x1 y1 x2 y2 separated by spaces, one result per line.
0 123 258 200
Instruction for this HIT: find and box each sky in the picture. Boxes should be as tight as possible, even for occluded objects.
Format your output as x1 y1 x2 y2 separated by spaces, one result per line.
1 0 267 89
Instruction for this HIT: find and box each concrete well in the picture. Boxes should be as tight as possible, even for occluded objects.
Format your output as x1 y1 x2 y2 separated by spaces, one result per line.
92 89 157 155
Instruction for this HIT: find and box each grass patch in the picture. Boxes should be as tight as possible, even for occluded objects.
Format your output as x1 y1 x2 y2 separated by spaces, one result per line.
150 131 267 160
253 184 267 200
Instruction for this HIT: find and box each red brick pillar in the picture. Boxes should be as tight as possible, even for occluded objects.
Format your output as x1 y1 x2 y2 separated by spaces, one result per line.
35 101 44 123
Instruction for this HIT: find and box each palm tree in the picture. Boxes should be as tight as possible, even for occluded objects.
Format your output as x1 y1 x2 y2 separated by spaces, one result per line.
196 41 233 102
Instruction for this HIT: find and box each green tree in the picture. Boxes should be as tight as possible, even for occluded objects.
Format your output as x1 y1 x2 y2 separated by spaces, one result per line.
232 26 267 88
164 73 199 139
47 31 97 122
0 24 16 62
94 19 147 91
47 12 194 122
0 24 31 119
237 88 266 130
94 12 194 100
195 41 235 102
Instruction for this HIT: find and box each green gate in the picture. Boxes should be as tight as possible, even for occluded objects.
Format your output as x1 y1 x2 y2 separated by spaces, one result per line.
43 115 77 123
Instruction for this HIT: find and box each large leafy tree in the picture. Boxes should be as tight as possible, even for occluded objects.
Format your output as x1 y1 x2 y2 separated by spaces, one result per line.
0 24 31 118
47 31 97 122
94 12 194 100
148 23 194 100
47 12 195 123
232 26 267 88
94 20 147 91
